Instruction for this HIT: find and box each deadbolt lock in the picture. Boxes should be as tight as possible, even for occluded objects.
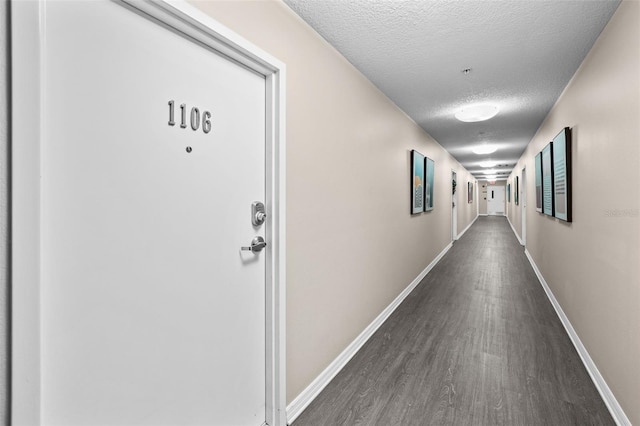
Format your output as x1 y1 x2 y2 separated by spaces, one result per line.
252 201 266 226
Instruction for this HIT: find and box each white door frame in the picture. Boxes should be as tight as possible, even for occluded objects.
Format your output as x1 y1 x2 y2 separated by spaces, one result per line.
487 185 506 216
475 180 479 217
11 1 287 425
521 167 527 246
451 170 457 241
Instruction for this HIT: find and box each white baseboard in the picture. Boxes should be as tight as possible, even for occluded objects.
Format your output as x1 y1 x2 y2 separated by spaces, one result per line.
286 242 454 424
478 213 488 217
456 215 478 240
507 216 524 245
524 249 631 426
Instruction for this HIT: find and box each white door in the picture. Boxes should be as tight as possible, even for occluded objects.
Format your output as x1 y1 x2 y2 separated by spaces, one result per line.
452 171 457 240
522 168 527 245
487 185 505 215
15 1 275 425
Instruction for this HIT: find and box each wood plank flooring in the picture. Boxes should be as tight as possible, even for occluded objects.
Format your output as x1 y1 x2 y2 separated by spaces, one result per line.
292 217 614 426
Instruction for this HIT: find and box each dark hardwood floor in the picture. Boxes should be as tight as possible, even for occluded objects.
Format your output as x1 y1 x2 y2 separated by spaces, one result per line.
292 217 614 426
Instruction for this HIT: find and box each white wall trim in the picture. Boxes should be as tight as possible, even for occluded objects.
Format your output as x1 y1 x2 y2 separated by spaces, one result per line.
507 216 524 246
11 2 44 422
524 249 631 426
456 214 478 240
286 241 454 424
478 213 488 217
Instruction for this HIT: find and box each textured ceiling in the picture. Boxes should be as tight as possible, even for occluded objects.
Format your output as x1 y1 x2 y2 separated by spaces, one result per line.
283 0 621 180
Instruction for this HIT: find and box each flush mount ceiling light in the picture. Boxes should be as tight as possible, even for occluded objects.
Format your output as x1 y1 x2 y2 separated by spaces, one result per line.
479 161 497 168
483 169 498 175
455 104 499 122
472 145 497 155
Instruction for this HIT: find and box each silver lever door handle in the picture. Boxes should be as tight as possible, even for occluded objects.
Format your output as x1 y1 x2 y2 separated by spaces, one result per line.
241 236 267 253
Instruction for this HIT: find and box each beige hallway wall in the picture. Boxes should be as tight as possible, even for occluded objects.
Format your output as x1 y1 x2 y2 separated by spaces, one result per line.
189 0 477 404
508 1 640 422
456 176 479 236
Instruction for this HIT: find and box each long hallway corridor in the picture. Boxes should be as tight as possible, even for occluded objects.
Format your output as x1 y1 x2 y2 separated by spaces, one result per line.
293 217 614 425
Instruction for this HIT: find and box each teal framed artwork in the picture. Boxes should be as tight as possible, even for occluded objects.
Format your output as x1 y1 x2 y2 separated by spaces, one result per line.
552 127 572 222
542 142 554 216
411 150 425 214
425 157 435 211
535 152 543 213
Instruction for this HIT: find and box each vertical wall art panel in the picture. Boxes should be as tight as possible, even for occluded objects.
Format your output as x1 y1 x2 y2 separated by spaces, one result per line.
535 152 543 213
507 183 511 203
467 182 473 203
515 176 519 205
542 142 554 216
552 127 572 222
424 157 435 211
411 150 425 214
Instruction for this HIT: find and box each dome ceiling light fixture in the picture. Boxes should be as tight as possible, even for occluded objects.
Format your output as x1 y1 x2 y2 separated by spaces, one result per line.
472 145 497 155
479 161 497 168
455 104 499 123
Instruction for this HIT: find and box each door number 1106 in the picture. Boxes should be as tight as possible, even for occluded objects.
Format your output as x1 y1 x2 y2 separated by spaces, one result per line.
168 100 212 134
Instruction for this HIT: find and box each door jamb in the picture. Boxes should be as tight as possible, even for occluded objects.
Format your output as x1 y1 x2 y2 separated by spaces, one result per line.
10 1 287 424
451 170 457 241
521 167 527 246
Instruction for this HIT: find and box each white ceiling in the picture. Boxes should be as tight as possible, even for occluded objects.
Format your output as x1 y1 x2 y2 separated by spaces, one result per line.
283 0 621 180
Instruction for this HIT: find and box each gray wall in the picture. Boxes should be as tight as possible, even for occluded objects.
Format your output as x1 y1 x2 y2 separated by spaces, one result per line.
0 0 10 423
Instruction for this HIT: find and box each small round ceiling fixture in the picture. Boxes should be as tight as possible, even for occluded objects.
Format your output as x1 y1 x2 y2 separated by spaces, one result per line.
455 104 499 122
479 161 497 168
472 145 497 155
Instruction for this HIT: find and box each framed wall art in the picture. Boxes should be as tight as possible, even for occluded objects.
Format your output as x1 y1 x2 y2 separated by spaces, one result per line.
467 181 473 203
535 152 543 213
552 127 572 222
515 176 519 206
424 157 435 211
411 150 425 214
542 142 554 216
507 183 511 203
